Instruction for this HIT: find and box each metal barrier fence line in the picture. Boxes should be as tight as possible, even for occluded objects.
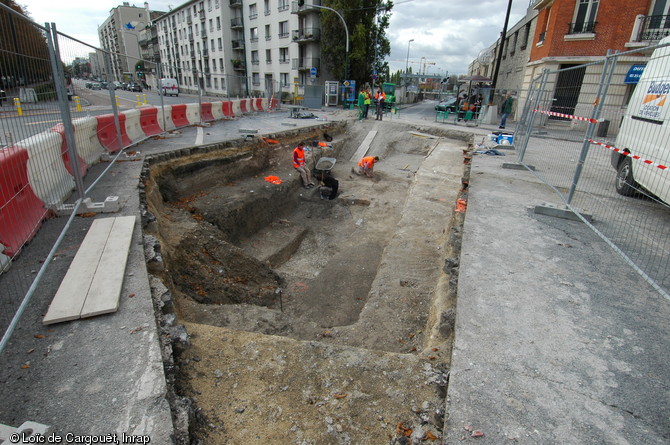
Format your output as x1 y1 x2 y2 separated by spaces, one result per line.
514 42 670 301
0 3 282 352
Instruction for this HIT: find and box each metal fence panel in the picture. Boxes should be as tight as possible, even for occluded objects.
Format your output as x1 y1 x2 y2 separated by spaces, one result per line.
514 45 670 299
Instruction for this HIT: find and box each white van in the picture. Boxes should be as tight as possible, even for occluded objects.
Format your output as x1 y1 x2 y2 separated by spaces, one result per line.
612 36 670 204
159 78 179 96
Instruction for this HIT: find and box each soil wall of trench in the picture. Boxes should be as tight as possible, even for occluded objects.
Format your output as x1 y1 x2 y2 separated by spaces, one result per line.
139 119 473 444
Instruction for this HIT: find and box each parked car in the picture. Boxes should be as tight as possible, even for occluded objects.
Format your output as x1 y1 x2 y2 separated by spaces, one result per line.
91 83 102 90
85 82 92 89
128 83 143 92
611 35 670 205
435 96 458 112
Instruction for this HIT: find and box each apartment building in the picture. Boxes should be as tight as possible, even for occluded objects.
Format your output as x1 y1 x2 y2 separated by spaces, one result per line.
154 0 327 98
98 2 153 82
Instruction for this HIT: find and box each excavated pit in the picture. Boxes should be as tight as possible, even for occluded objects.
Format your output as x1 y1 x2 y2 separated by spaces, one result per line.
141 120 472 443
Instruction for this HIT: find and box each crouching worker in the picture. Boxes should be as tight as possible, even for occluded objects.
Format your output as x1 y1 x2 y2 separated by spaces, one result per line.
318 172 339 200
357 155 380 177
293 142 314 188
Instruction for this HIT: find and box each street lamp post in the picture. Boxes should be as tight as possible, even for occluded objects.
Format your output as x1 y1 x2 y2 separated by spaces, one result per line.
405 39 414 85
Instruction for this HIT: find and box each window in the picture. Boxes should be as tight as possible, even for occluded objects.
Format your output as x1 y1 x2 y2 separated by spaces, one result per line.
572 0 599 33
211 39 215 51
266 49 272 63
265 24 271 40
218 38 223 50
278 0 288 12
520 23 531 50
216 17 221 30
250 27 259 42
252 72 260 86
219 58 224 72
249 3 258 20
207 0 212 11
209 19 213 32
215 0 219 9
279 21 289 38
212 59 217 71
280 72 289 88
279 47 289 63
251 50 259 64
264 0 270 15
214 78 218 88
510 31 518 56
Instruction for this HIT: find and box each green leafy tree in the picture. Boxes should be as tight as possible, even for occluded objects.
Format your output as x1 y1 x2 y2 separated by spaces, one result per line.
319 0 392 88
0 0 51 88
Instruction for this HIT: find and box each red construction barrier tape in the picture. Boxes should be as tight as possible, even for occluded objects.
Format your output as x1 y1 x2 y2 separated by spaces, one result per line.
533 109 598 123
588 139 669 171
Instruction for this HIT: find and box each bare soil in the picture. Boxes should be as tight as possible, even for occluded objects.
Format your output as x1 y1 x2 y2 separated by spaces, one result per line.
142 118 471 444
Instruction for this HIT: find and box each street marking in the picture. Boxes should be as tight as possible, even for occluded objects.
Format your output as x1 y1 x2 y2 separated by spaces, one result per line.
27 119 63 126
195 126 204 145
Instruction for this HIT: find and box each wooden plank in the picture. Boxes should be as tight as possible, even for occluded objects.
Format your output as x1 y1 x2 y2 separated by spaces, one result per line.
349 130 377 162
42 218 115 325
80 215 136 318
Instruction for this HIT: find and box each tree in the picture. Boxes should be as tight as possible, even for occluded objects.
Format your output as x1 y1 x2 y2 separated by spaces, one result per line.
0 0 51 88
319 0 393 88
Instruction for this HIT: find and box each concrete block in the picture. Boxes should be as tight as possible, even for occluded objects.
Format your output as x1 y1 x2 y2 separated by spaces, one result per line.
534 202 593 222
56 196 120 216
502 162 535 171
0 421 51 444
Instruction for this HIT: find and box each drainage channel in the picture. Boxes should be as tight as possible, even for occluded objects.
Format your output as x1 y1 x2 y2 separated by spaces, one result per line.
140 121 472 444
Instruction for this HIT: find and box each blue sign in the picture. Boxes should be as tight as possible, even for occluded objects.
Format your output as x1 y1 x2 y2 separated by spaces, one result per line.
310 67 317 77
624 64 646 84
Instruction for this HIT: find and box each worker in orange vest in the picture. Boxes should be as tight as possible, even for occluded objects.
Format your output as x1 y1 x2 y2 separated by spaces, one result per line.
374 88 386 121
356 155 380 177
293 142 314 188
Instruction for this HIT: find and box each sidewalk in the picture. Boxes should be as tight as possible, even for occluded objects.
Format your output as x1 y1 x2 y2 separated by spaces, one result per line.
443 147 670 444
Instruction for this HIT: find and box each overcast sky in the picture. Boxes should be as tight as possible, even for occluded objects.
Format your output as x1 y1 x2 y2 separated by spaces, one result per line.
24 0 531 75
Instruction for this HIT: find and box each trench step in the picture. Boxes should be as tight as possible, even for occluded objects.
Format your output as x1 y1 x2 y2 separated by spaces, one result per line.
350 130 377 162
241 222 308 268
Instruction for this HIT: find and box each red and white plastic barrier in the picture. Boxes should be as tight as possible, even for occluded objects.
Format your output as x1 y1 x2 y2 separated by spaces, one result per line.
201 102 215 122
210 101 224 120
171 104 190 127
96 113 132 152
185 103 201 125
50 123 89 179
157 105 176 131
24 132 75 207
139 107 164 136
0 146 50 257
222 101 234 117
123 109 146 144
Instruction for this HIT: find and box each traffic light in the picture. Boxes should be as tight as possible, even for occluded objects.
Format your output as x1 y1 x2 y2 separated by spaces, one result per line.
135 62 142 71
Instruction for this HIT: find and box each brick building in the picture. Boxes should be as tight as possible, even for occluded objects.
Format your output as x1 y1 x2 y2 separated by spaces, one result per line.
472 0 670 132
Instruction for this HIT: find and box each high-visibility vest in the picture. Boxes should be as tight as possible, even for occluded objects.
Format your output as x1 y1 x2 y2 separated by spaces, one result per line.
293 147 305 168
375 92 386 101
363 91 371 105
358 156 376 169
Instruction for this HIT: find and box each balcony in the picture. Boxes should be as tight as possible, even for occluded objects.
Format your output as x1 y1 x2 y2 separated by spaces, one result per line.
232 39 245 50
229 0 242 7
291 27 321 42
199 10 206 21
231 17 243 28
637 14 670 41
292 57 320 71
188 32 194 41
291 0 321 14
278 2 289 12
201 30 207 39
567 21 597 35
232 60 246 71
251 59 260 65
202 48 209 58
187 15 193 25
190 51 196 59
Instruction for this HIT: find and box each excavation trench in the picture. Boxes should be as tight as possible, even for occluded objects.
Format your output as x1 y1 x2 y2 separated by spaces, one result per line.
141 120 472 443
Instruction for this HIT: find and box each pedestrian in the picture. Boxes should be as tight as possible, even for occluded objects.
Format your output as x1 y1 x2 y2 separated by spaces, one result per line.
374 87 386 120
363 87 372 119
356 155 380 177
500 92 513 129
357 88 366 120
317 172 339 200
293 142 314 188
